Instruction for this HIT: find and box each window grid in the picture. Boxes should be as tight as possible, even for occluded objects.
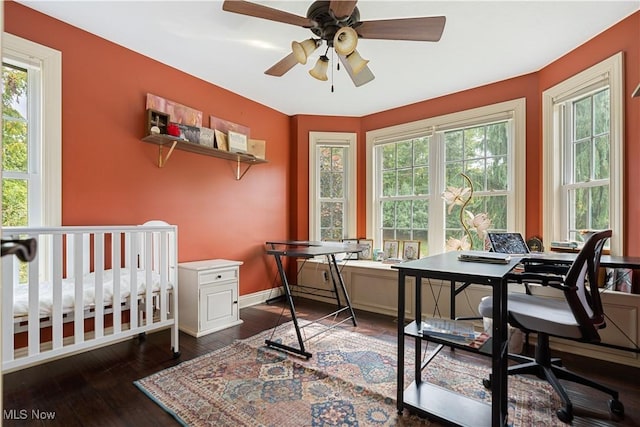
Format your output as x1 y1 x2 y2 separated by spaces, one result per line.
443 121 510 249
378 137 430 257
2 61 32 227
319 146 347 241
564 88 610 241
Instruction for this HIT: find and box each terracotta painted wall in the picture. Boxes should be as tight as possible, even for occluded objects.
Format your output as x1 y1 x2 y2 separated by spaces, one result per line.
6 2 291 295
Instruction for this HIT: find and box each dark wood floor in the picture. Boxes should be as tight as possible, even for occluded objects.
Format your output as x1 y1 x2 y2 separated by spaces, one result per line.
3 298 639 426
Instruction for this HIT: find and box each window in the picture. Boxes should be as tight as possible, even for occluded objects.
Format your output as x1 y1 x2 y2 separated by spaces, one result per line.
378 137 429 255
2 33 61 228
367 99 526 256
309 132 357 241
542 53 623 254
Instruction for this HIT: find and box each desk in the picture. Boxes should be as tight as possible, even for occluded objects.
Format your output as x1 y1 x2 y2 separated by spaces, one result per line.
395 251 640 426
265 240 364 358
394 252 516 426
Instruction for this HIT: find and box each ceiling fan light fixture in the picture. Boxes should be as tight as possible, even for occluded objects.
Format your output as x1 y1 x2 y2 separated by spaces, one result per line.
333 26 358 56
292 38 319 65
346 49 369 75
309 55 330 81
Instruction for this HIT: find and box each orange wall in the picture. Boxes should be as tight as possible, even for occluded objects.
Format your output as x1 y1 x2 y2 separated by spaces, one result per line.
6 2 291 295
6 3 640 304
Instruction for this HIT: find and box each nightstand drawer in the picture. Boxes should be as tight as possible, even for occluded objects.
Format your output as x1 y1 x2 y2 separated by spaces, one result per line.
198 268 237 285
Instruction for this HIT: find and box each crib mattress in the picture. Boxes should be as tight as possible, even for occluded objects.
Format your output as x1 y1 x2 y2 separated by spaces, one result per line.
13 268 173 318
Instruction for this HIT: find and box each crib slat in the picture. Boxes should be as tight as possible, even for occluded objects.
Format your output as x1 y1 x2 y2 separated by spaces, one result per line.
145 231 153 326
112 232 122 334
94 233 105 339
73 234 84 344
129 232 138 330
52 234 63 350
27 250 40 356
2 256 16 362
159 230 168 322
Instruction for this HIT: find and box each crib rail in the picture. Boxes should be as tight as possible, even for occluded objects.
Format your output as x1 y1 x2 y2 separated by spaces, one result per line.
1 224 179 372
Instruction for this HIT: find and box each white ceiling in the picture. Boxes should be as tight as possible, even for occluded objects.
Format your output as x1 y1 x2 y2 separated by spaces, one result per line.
18 0 640 116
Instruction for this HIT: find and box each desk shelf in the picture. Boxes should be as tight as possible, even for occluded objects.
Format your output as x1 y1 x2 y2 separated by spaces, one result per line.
403 381 492 427
142 134 267 180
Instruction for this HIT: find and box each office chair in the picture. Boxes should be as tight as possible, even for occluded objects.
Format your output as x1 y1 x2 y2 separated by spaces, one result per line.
478 229 623 423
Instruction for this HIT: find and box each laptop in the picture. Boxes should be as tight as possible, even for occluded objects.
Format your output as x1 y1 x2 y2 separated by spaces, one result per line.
487 232 531 255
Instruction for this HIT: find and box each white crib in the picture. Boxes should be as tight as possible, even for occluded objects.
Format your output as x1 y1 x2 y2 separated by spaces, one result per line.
1 223 179 372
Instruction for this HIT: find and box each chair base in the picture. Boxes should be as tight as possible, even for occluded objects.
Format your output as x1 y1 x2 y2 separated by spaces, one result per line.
483 333 624 423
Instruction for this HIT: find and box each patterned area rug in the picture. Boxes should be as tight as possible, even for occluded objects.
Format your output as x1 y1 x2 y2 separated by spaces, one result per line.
135 322 563 426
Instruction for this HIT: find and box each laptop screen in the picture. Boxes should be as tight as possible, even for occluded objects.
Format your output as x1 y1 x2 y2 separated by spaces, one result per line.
487 232 530 254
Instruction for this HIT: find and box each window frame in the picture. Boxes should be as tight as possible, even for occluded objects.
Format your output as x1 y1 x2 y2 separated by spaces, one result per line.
3 32 62 227
542 52 623 254
308 131 357 241
366 98 526 254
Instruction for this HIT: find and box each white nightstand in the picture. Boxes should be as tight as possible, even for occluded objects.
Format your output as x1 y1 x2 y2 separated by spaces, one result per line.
178 259 243 337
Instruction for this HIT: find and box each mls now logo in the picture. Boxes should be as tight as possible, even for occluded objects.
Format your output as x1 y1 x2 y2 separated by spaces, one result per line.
4 409 56 420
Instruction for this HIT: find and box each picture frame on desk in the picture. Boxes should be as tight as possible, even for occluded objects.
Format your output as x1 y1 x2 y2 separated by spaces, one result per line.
357 239 373 260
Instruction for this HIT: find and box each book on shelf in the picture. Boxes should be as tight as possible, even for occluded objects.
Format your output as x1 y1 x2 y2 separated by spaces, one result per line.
419 318 492 352
457 250 511 264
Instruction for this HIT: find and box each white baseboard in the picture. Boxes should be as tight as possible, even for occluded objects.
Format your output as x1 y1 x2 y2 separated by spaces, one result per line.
239 287 284 309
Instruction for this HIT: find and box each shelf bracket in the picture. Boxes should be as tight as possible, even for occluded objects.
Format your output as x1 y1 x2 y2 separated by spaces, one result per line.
235 158 254 180
158 141 178 168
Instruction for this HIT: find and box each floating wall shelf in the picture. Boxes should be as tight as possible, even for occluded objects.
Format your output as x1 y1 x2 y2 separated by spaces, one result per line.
142 134 267 180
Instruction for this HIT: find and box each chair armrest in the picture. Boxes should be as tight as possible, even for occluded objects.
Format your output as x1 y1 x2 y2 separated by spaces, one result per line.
507 271 567 291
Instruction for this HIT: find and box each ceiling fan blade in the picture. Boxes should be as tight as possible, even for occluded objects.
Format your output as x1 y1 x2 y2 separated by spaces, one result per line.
222 0 313 27
356 16 446 42
265 53 299 77
338 54 375 87
330 1 358 20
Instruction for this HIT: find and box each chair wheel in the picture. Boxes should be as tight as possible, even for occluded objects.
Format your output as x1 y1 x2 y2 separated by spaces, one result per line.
609 399 624 417
556 407 573 423
482 378 491 389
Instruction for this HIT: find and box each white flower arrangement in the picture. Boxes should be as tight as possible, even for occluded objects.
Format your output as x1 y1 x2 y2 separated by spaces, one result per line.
442 173 491 251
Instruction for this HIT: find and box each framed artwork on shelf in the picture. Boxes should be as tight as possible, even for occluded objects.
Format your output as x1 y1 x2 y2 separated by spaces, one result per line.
209 115 250 138
146 93 202 127
199 127 215 148
402 240 421 261
214 129 228 151
383 240 399 259
357 239 373 260
228 130 248 153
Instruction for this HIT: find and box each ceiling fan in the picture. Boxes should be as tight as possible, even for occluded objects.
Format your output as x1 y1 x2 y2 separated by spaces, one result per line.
222 0 446 87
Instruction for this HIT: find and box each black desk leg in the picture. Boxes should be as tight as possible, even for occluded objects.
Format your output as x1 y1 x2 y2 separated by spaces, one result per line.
265 253 312 359
397 271 406 413
491 277 509 426
329 254 357 326
326 255 343 308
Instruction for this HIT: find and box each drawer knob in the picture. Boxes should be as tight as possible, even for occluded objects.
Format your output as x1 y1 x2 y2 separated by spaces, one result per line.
216 274 222 279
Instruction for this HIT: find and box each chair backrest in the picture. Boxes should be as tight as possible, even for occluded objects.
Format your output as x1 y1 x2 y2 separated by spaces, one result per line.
563 229 611 342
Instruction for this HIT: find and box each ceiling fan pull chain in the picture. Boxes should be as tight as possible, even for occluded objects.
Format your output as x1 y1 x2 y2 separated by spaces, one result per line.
331 48 335 93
